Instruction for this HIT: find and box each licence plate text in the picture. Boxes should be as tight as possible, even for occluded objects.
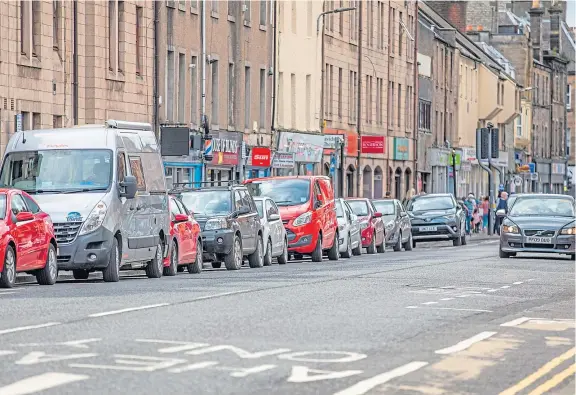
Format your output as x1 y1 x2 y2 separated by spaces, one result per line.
526 236 552 244
420 226 438 232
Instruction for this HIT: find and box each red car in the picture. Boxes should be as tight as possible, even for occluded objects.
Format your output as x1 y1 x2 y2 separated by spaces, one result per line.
0 189 58 288
163 195 203 275
346 198 386 254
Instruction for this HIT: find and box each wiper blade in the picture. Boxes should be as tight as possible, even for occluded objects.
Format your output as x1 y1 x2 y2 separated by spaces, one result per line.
62 188 108 194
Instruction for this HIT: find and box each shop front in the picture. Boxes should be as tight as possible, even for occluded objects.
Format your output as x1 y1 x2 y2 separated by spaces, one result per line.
276 131 325 176
551 162 566 194
160 126 203 188
206 131 242 185
244 146 273 179
391 137 411 199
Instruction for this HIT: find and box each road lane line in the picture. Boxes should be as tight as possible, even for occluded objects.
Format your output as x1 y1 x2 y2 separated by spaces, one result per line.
435 332 497 355
405 306 418 309
527 364 576 395
0 292 17 296
512 281 524 285
88 304 170 317
499 348 575 395
440 298 454 301
487 289 498 292
189 290 252 301
0 323 60 336
414 307 493 312
422 302 438 305
500 317 540 327
0 372 89 395
332 361 428 395
501 285 511 289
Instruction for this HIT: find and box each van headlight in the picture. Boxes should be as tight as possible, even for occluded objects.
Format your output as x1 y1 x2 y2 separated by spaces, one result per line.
205 218 228 231
293 211 312 227
79 201 108 236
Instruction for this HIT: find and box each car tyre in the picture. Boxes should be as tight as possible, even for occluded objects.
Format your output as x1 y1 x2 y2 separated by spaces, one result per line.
249 236 264 268
499 248 510 258
145 242 164 278
102 238 120 283
461 233 467 245
352 240 362 256
72 269 90 280
569 253 575 260
263 239 273 266
453 235 462 246
212 262 222 269
341 234 353 258
403 232 413 251
163 240 178 276
328 233 339 261
37 244 58 286
225 235 243 270
277 239 288 265
311 235 323 262
0 245 16 289
393 232 402 252
367 232 377 254
188 240 203 274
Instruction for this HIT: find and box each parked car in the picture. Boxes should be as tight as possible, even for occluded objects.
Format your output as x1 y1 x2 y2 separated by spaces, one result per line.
372 199 413 252
345 198 385 254
406 193 467 247
177 184 264 270
497 194 575 259
335 198 362 258
0 189 58 288
163 195 203 275
245 176 339 262
0 120 170 282
253 197 288 265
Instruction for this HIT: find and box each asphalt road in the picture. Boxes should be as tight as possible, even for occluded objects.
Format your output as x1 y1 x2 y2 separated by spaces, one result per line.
1 236 574 395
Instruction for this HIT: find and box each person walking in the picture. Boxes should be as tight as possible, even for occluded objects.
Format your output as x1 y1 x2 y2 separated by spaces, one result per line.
494 192 509 235
481 196 489 233
463 193 477 236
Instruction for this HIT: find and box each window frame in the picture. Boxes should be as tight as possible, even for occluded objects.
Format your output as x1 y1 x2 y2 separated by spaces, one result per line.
128 156 147 191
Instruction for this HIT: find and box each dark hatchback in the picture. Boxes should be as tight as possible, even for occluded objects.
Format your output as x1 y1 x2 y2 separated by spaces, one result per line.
406 194 467 247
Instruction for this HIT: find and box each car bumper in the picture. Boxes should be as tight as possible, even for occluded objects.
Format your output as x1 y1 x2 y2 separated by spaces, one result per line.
360 226 374 247
202 229 235 257
411 224 459 241
500 233 575 254
56 226 115 270
285 226 317 254
338 232 349 253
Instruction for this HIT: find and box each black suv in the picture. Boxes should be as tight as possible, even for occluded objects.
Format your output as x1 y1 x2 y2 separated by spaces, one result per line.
174 184 264 270
406 193 467 247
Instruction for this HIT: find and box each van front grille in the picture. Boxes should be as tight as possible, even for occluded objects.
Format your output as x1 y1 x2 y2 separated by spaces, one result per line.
53 221 83 244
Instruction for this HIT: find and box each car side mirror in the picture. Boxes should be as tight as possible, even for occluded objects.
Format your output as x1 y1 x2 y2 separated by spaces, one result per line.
496 209 506 217
119 175 137 199
373 212 383 218
268 213 280 221
174 214 188 223
15 211 34 222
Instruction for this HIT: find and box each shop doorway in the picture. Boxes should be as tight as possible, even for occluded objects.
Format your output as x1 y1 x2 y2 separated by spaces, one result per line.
405 168 412 194
362 165 373 198
374 166 383 198
346 165 355 197
394 168 402 199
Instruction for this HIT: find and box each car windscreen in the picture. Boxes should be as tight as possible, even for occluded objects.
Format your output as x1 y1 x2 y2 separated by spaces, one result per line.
347 200 369 216
180 190 232 216
372 200 395 215
246 179 310 207
0 194 6 220
509 197 575 217
255 200 264 218
0 149 112 193
336 201 344 218
407 196 454 212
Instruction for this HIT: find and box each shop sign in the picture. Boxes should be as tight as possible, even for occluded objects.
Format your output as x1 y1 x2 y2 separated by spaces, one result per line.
251 147 272 168
207 133 241 166
277 132 324 163
460 161 472 172
461 147 477 164
552 163 565 174
393 137 410 160
323 135 345 149
272 152 295 169
360 136 385 154
428 148 449 167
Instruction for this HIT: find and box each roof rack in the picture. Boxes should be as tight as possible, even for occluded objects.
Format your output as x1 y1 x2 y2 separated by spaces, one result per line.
106 120 152 131
169 180 241 193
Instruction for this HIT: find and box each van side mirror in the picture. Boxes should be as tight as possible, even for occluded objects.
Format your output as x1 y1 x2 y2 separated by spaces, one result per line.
120 175 137 199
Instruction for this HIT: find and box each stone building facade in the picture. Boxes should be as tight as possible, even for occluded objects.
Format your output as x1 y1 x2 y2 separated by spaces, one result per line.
0 0 155 155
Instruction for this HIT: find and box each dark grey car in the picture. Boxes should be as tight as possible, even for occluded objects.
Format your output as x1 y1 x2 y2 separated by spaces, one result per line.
498 194 575 259
406 194 467 247
372 199 413 251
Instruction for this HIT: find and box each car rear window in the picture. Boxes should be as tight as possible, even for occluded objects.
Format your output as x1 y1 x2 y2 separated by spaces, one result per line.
372 200 395 215
247 179 311 207
347 200 370 216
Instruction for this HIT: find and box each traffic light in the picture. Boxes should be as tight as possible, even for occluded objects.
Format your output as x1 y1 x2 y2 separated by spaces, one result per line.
478 128 489 160
491 128 499 159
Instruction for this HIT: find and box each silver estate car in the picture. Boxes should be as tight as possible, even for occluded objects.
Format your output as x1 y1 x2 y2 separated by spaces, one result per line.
498 194 575 259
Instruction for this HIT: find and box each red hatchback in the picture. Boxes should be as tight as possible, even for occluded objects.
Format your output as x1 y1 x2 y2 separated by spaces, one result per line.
0 189 58 287
346 198 386 254
163 195 203 276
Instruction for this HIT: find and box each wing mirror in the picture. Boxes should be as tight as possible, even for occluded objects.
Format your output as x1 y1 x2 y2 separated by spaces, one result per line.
119 175 137 199
373 212 383 218
350 214 358 222
174 214 189 223
268 213 280 221
496 209 507 217
15 211 34 222
233 206 250 217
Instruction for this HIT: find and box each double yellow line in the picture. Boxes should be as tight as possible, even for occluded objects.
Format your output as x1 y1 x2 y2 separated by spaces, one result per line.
500 348 575 395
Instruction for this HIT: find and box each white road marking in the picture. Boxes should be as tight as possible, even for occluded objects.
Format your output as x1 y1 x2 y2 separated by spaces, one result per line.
0 323 60 336
220 364 277 378
190 290 252 301
332 361 428 395
0 351 17 356
455 294 472 298
405 306 418 309
435 331 497 355
88 304 170 318
512 281 524 285
487 289 498 292
0 372 89 395
288 366 362 383
279 351 367 363
16 352 97 365
500 317 539 327
440 298 454 301
168 361 218 373
407 307 493 312
0 292 17 296
501 285 511 289
136 340 210 353
70 355 187 372
14 339 102 349
187 345 291 359
421 302 438 305
527 279 535 282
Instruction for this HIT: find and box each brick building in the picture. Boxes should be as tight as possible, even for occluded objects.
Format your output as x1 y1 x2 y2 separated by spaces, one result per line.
0 0 155 155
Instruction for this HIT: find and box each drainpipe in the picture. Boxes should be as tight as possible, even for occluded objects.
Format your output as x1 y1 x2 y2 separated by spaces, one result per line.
413 0 419 191
355 2 363 198
72 0 78 125
153 1 159 135
270 0 277 135
200 0 207 183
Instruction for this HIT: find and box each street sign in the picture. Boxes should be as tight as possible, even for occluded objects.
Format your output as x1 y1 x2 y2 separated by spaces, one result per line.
15 113 22 134
272 152 295 169
513 176 522 186
530 172 539 181
329 153 336 175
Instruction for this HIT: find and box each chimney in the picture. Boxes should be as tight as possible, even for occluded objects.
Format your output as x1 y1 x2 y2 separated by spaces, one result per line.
548 3 562 53
529 4 544 62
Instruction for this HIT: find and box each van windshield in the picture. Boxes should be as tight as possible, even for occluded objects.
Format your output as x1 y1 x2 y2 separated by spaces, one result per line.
0 150 113 193
246 179 310 206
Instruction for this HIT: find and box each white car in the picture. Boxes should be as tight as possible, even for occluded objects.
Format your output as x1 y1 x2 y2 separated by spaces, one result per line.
253 197 288 265
335 198 362 258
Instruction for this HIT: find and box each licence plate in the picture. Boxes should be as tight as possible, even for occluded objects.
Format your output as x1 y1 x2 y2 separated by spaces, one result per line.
526 236 552 244
420 226 437 232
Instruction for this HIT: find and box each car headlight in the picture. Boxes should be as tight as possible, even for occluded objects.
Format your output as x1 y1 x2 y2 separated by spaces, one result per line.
293 211 312 227
360 221 369 230
205 218 229 231
502 224 519 234
385 221 394 231
79 201 108 236
560 227 576 235
442 215 456 221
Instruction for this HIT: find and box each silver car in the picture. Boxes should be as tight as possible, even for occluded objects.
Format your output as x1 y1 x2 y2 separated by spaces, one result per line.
335 198 362 258
253 197 288 265
372 199 413 252
498 194 575 259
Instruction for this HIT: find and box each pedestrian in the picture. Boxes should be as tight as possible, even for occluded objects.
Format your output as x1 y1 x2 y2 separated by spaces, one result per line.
385 191 391 198
494 192 509 235
463 193 476 235
481 196 489 232
403 188 415 207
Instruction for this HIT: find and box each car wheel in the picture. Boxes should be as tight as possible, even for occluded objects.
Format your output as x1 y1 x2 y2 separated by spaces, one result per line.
0 245 16 288
377 238 386 253
403 232 413 251
188 239 203 274
311 235 323 262
36 244 58 285
352 240 362 256
569 253 575 260
342 234 352 258
393 232 402 252
145 242 164 278
461 233 467 245
328 233 339 261
453 234 463 246
277 239 288 265
225 235 243 270
163 240 178 276
367 232 376 254
263 239 273 266
72 269 90 280
212 262 222 269
499 248 510 258
102 237 120 283
249 236 264 268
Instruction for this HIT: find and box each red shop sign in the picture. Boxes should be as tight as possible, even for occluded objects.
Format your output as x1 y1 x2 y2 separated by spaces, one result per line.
360 136 385 154
251 147 272 167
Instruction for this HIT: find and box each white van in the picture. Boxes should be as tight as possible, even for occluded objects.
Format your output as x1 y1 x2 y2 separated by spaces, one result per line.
0 120 170 282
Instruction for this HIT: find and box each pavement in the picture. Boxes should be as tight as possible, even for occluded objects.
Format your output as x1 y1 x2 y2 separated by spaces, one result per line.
0 236 574 395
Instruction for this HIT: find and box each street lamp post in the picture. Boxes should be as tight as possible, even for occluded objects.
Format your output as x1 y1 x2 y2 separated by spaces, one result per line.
452 149 457 198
